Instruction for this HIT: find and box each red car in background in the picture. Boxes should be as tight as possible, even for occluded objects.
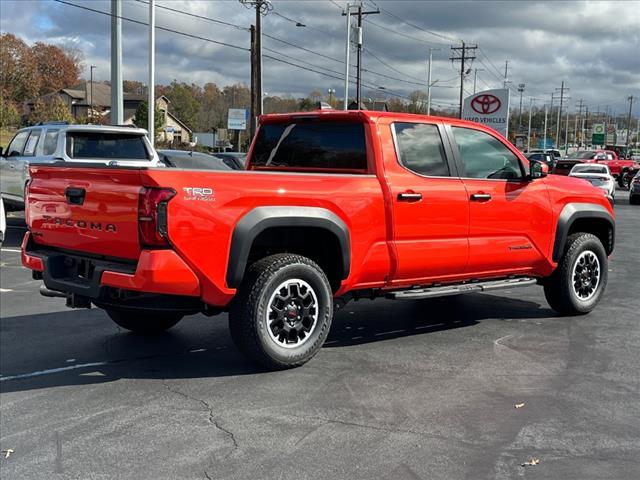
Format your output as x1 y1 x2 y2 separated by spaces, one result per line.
554 149 639 185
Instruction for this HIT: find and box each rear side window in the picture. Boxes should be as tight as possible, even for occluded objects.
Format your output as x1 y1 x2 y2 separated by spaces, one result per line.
451 127 524 180
251 122 367 172
66 132 149 160
394 122 449 177
6 131 30 156
42 129 60 155
23 129 42 156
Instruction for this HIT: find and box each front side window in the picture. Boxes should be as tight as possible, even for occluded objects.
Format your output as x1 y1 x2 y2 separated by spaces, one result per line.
6 131 30 157
451 127 524 180
393 122 449 177
42 129 60 156
23 129 42 156
66 132 150 160
251 121 367 172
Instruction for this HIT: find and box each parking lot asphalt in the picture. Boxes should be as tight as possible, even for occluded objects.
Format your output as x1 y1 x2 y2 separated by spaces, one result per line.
1 193 639 480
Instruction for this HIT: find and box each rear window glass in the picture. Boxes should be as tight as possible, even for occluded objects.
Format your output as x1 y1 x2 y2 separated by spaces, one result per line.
43 129 59 155
251 122 367 172
66 132 149 160
394 122 449 177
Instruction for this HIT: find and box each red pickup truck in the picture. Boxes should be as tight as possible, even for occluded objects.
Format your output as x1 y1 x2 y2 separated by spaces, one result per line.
554 149 639 185
22 111 615 369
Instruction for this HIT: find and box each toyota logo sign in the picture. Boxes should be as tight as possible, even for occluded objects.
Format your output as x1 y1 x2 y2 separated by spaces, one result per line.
471 94 502 114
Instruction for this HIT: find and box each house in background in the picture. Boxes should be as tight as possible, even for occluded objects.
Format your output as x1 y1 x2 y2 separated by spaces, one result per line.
348 100 389 111
25 81 192 143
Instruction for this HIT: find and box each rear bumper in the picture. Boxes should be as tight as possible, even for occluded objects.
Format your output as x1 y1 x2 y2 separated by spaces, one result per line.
21 232 200 299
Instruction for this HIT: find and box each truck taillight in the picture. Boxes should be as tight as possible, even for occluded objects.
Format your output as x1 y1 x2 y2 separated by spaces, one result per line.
24 179 31 226
138 187 175 248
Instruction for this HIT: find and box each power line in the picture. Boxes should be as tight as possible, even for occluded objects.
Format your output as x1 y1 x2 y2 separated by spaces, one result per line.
133 0 249 31
370 3 459 43
54 0 249 52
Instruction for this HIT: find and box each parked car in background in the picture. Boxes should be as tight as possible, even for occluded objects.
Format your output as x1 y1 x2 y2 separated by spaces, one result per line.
158 150 235 171
213 152 247 170
526 151 556 169
630 170 640 205
553 149 638 182
0 122 161 211
569 163 615 202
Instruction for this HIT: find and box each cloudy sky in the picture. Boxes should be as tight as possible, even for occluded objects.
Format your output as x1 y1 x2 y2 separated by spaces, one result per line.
1 0 639 115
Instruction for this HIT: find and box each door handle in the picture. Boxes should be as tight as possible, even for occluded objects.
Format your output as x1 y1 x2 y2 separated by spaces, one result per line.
398 192 423 202
65 187 86 205
470 193 492 201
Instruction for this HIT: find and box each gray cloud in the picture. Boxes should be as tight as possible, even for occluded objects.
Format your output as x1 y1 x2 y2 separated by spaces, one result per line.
1 0 638 115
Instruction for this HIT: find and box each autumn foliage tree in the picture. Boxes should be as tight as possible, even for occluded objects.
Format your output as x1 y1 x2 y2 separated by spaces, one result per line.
31 42 81 95
28 97 74 125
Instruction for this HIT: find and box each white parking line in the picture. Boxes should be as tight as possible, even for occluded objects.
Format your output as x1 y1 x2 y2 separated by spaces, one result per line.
0 248 21 253
0 288 14 293
0 362 108 382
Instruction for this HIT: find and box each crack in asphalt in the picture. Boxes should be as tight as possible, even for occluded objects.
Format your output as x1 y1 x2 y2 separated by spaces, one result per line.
161 381 239 457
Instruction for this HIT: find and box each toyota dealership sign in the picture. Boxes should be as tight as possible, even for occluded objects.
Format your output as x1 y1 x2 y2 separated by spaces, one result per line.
462 88 511 138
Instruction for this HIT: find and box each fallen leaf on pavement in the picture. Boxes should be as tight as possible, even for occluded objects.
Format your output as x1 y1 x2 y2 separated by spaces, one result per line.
2 449 14 459
514 403 525 408
521 458 540 467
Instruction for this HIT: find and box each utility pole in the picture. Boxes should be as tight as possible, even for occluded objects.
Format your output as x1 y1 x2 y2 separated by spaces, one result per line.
427 47 440 115
543 104 548 150
342 4 351 110
473 68 484 94
110 0 123 125
626 95 634 148
503 60 510 88
549 92 556 146
542 105 547 152
575 98 584 149
250 25 257 138
517 83 525 132
555 81 568 147
450 42 477 118
343 2 379 108
241 1 271 126
148 0 155 146
564 108 570 156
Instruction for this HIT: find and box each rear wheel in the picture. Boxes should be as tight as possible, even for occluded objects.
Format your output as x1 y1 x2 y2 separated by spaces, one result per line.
543 233 607 315
106 308 183 334
618 173 630 189
229 254 333 370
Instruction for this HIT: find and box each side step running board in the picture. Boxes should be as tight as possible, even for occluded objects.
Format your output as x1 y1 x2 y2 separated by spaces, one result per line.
386 277 537 300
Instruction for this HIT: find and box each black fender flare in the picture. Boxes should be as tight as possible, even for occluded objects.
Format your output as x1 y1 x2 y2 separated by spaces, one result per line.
552 203 615 262
226 206 350 288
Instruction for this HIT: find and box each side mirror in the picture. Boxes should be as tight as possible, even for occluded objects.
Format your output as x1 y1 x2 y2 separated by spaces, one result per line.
530 160 549 179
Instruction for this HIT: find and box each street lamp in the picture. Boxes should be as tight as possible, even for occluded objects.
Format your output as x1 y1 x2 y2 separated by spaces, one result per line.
518 83 526 132
327 88 335 106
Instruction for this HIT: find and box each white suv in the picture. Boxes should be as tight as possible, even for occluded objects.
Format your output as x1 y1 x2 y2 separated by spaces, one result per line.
0 123 161 210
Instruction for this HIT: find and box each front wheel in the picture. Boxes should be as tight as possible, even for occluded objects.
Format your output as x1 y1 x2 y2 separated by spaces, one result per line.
618 174 630 189
106 308 183 334
229 254 333 370
543 233 607 315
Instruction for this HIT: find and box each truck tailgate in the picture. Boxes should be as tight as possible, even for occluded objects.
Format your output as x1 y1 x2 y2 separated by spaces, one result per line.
27 166 143 260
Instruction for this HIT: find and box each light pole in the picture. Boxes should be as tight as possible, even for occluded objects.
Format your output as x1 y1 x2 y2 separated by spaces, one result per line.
148 0 155 146
426 47 440 115
527 97 536 152
327 88 335 107
543 104 548 151
517 83 525 132
342 3 352 110
89 65 96 121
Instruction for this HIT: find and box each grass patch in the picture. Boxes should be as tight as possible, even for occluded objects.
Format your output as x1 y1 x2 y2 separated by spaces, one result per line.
1 128 16 150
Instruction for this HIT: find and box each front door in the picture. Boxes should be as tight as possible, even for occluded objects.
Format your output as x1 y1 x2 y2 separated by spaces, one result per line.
447 126 553 276
383 120 469 285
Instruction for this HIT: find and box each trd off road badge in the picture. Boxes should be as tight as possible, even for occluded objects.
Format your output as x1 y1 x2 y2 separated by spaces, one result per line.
183 187 215 201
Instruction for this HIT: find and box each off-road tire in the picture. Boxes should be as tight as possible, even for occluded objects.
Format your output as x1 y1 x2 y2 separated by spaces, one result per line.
618 173 630 189
229 254 333 370
543 233 607 315
106 308 183 334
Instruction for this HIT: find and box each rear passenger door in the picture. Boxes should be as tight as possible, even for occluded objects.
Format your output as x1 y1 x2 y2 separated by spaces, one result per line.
447 126 552 275
385 121 469 284
1 130 33 203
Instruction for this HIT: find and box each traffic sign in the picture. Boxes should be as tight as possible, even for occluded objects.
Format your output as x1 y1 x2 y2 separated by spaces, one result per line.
227 108 248 130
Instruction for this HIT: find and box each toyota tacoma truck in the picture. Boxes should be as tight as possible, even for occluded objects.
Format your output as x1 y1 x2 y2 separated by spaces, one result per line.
21 111 615 369
554 149 639 186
